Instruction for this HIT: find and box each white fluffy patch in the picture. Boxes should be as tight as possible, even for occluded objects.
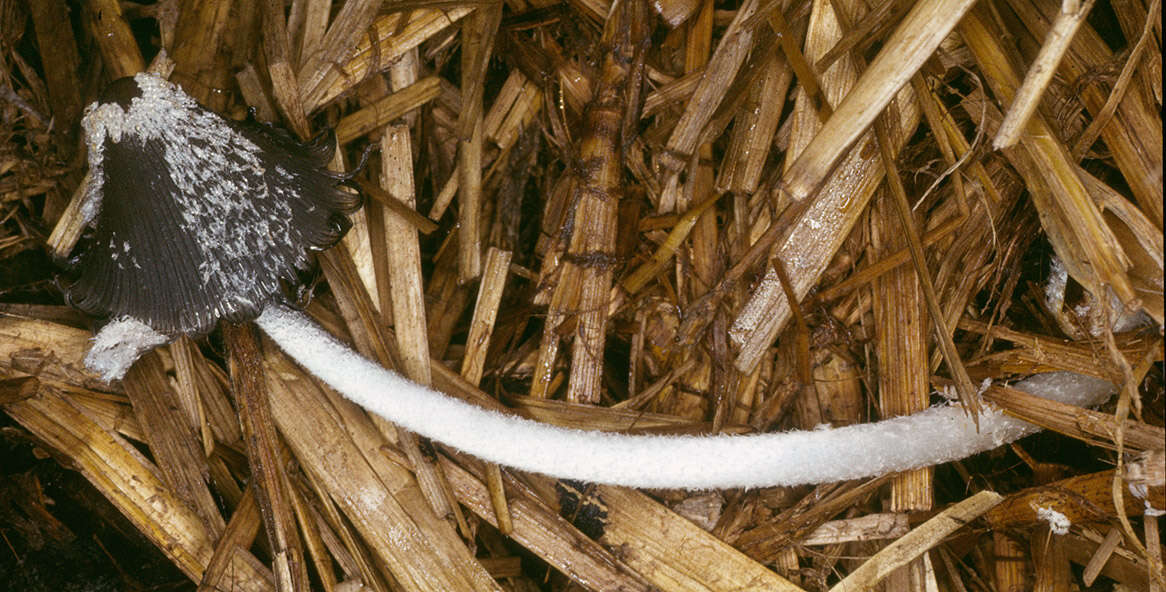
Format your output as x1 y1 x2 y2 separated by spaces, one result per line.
1036 506 1071 535
84 316 169 381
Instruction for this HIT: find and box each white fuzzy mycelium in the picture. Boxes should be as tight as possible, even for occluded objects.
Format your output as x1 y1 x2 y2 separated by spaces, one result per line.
257 305 1118 489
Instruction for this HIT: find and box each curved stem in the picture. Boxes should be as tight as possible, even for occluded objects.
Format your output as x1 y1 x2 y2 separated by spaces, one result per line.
257 305 1114 489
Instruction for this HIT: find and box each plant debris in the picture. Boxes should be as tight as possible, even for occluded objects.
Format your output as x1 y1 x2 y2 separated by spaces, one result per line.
0 0 1162 590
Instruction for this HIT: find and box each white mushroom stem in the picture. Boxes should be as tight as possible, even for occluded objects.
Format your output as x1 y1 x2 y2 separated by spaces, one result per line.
255 305 1116 489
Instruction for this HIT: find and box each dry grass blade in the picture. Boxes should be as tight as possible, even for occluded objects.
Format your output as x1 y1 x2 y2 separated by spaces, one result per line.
261 0 312 139
984 382 1166 452
984 469 1165 529
717 48 791 194
994 0 1098 149
198 486 264 592
335 76 443 144
1006 0 1163 226
728 0 923 372
27 0 81 151
45 175 94 259
83 0 145 79
961 6 1138 307
1073 0 1161 161
379 124 431 385
461 247 512 384
657 0 761 212
441 460 657 591
1082 526 1125 586
799 512 910 546
227 323 309 592
1068 529 1155 589
621 192 719 293
2 382 273 591
301 6 474 111
588 485 809 591
873 113 983 421
872 185 933 512
533 0 651 402
262 349 502 592
781 0 978 202
295 0 382 108
455 3 503 283
830 491 1003 592
121 352 226 538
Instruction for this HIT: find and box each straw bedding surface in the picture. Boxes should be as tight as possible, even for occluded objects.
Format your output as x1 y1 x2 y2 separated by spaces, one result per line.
0 0 1162 590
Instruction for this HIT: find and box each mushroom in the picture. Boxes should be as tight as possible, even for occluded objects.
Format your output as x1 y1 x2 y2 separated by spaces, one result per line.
67 73 1117 488
67 72 358 378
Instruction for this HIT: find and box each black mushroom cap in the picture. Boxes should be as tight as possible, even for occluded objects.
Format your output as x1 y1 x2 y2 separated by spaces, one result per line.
64 74 362 336
98 76 143 111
